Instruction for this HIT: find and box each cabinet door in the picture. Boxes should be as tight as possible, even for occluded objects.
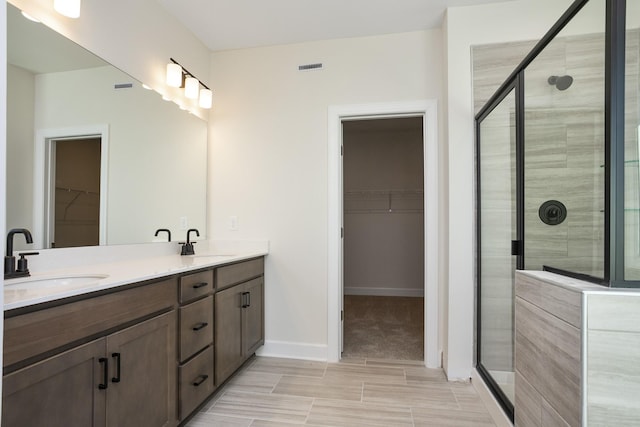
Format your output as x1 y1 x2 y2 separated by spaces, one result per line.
2 339 106 427
215 285 243 385
242 277 264 356
106 311 176 427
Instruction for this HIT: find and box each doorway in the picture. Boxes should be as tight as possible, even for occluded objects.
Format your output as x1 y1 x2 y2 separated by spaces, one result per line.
48 137 102 248
327 100 440 368
34 125 109 248
342 117 424 360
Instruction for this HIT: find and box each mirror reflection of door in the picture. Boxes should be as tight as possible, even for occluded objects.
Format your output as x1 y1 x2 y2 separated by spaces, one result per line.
50 137 102 248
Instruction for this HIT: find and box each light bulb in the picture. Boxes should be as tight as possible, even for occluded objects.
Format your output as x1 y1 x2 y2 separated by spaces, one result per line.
166 63 182 88
53 0 81 18
199 88 213 109
185 77 199 99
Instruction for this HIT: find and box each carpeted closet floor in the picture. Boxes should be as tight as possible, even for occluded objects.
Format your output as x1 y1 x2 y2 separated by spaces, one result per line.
342 295 424 361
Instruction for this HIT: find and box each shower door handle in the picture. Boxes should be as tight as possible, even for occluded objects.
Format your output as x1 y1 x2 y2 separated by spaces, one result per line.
511 240 523 256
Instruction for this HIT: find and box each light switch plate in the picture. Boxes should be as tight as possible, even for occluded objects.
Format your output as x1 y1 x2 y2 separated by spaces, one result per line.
229 216 238 231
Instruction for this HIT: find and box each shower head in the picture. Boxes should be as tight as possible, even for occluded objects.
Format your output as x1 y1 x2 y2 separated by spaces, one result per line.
548 75 573 91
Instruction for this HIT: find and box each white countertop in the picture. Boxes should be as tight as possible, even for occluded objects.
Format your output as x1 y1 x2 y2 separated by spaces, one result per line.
4 249 267 311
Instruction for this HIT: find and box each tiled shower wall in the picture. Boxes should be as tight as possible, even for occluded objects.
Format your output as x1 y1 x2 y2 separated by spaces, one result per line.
473 29 640 371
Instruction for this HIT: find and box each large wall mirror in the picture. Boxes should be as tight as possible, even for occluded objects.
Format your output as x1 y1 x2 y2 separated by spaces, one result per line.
6 3 207 250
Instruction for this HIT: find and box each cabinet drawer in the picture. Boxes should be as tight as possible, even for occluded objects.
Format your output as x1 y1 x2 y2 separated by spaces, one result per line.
216 258 264 291
179 270 214 303
179 296 214 361
179 345 214 420
4 278 176 368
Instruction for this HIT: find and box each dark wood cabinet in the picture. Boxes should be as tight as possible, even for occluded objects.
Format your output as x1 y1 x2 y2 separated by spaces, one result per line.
2 339 107 427
242 277 264 356
176 269 215 422
2 312 176 427
2 279 177 427
215 285 244 384
3 257 265 426
215 266 264 385
105 312 176 427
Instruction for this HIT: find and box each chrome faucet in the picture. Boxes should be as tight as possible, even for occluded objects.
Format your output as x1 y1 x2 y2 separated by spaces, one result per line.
4 228 39 279
179 228 199 256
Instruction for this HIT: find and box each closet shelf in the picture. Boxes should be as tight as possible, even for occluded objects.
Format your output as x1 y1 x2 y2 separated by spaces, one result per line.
344 189 424 214
55 186 99 196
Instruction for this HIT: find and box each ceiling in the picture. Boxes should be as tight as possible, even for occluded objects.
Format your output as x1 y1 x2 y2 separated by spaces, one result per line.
157 0 514 52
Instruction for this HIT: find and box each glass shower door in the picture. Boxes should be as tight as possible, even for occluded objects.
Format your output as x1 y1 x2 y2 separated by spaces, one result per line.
477 87 518 412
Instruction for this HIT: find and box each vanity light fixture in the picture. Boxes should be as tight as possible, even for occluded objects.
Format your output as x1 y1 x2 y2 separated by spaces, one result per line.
166 63 183 88
53 0 81 18
166 58 213 109
184 77 199 99
199 88 213 109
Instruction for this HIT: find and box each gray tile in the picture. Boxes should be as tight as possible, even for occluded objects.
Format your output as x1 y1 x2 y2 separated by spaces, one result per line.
306 398 414 426
272 374 363 401
248 357 327 378
324 363 407 384
362 382 459 410
207 391 313 424
185 412 253 427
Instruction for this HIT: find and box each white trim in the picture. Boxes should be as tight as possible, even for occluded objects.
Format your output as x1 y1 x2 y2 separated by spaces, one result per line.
34 125 109 248
471 368 514 427
327 100 440 368
256 341 328 361
344 287 424 297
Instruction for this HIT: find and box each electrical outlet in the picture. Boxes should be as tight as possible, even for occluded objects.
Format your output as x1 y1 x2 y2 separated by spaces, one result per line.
180 216 188 230
229 216 238 231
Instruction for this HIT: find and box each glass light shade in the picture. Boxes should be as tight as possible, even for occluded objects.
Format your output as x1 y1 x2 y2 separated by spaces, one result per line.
185 77 199 99
166 63 182 87
199 88 213 109
21 11 41 22
53 0 81 18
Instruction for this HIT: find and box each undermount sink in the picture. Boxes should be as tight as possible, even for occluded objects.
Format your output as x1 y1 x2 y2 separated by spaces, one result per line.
189 254 236 258
5 274 109 290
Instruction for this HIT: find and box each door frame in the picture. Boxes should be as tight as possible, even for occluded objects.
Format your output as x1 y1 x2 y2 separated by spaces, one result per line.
34 125 109 248
327 100 440 367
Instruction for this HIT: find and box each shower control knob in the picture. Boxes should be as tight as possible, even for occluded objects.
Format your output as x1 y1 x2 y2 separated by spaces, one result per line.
539 200 567 225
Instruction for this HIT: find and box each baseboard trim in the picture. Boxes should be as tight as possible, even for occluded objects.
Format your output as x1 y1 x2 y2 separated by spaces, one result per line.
256 340 328 361
344 287 424 297
471 368 513 427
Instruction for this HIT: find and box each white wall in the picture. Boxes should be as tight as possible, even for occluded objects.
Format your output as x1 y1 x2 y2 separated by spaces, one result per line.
6 64 35 235
1 0 7 405
209 30 444 358
343 125 424 296
443 0 573 378
8 0 210 119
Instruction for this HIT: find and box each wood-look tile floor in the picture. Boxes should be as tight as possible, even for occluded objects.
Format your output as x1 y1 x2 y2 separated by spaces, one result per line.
185 357 498 427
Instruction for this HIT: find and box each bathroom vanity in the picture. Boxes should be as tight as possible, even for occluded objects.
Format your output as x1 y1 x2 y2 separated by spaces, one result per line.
2 251 266 427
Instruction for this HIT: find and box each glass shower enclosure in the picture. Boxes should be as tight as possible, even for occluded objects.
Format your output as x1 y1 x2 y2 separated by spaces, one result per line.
475 0 640 419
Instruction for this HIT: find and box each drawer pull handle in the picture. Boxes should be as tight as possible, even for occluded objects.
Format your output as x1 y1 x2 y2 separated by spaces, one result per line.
192 322 209 331
111 352 121 383
192 374 209 387
98 357 108 390
241 292 250 308
192 282 208 289
242 292 251 308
